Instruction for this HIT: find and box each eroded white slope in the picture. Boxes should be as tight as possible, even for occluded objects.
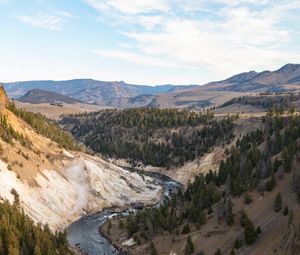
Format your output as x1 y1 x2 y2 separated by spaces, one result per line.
0 154 161 230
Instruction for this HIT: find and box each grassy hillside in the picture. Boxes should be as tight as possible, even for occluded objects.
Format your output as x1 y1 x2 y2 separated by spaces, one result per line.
7 102 80 151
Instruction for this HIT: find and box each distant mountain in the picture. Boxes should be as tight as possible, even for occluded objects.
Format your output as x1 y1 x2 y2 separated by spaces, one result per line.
142 64 300 109
3 79 198 107
3 64 300 109
202 63 300 92
18 89 83 104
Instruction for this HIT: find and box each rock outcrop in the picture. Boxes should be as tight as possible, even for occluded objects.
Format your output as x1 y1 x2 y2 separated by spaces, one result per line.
0 85 9 108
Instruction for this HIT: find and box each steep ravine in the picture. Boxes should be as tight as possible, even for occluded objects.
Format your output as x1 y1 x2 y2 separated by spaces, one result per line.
66 168 181 255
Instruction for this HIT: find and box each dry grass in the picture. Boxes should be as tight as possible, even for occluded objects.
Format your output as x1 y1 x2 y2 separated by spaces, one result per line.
104 163 300 255
14 101 112 120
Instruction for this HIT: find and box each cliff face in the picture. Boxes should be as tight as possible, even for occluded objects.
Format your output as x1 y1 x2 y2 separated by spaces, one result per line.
0 85 9 107
0 86 162 230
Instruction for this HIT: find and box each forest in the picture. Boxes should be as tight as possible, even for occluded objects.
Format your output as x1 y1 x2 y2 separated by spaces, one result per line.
108 111 300 254
0 194 73 255
218 93 299 112
60 108 236 167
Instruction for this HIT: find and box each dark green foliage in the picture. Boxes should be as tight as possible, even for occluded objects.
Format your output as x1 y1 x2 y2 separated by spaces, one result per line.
0 113 31 147
243 193 253 204
150 241 158 255
226 199 234 226
61 108 235 167
182 224 191 234
126 214 139 237
214 248 222 255
266 172 276 191
185 235 194 255
216 128 265 193
295 175 300 203
123 173 219 239
274 193 282 212
234 238 242 249
243 214 259 245
219 94 300 113
7 102 79 150
0 200 73 255
118 218 124 229
207 207 213 215
256 226 261 234
117 111 300 247
283 206 289 216
288 210 294 226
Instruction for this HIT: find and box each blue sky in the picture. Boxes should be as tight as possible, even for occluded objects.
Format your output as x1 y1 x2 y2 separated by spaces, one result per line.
0 0 300 85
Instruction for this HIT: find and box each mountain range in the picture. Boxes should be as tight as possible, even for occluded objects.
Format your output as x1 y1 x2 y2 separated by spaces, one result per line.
3 63 300 108
3 79 197 105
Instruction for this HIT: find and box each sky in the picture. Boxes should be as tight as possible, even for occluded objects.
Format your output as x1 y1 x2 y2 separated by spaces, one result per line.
0 0 300 85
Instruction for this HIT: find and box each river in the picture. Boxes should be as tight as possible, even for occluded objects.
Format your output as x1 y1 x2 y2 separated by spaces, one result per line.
66 167 180 255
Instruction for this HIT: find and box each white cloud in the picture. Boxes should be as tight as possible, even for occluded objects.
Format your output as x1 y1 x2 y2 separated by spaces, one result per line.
17 12 72 30
94 49 175 67
83 0 169 14
88 0 300 80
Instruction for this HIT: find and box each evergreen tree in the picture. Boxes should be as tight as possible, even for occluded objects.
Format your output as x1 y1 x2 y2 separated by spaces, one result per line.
226 199 234 226
214 248 222 255
234 238 242 249
185 235 194 255
150 241 158 255
244 217 258 245
182 224 191 234
274 193 282 212
288 209 294 226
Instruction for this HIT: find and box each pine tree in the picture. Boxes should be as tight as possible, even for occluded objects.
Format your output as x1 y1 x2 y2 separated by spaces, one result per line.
33 244 42 255
288 209 294 226
244 217 257 245
214 248 222 255
226 198 234 225
150 241 158 255
234 238 242 249
182 224 191 234
185 236 194 255
274 193 282 212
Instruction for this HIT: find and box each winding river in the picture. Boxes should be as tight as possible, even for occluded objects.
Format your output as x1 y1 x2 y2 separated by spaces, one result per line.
66 167 181 255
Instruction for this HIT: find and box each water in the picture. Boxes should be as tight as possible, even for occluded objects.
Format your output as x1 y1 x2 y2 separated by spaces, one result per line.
66 167 180 255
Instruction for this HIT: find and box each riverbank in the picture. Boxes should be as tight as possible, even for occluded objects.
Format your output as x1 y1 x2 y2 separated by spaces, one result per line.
67 168 181 255
99 223 130 255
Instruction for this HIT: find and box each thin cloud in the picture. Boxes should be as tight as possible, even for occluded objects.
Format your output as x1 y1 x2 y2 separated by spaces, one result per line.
16 11 72 30
94 49 176 68
83 0 169 14
85 0 300 79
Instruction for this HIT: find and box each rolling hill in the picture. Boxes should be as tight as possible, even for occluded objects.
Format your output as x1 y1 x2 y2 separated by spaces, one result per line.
18 89 83 104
